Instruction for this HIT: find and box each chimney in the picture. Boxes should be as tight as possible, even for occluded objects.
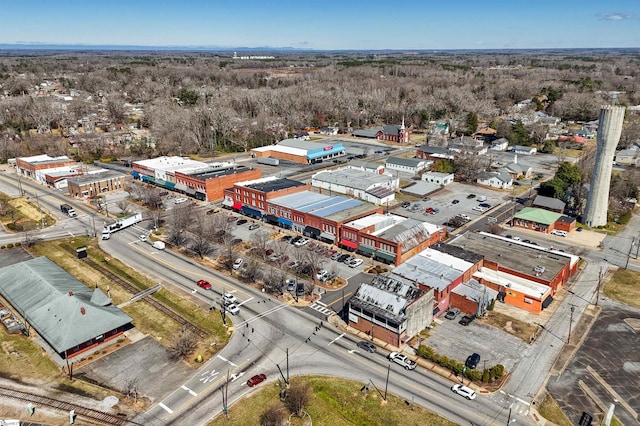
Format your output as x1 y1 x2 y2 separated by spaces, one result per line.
68 291 73 296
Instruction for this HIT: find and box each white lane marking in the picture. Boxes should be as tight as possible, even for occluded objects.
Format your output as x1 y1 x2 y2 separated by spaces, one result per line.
199 369 219 384
158 402 173 414
181 385 197 396
328 333 345 345
237 303 288 327
230 372 245 382
217 355 237 367
237 297 253 307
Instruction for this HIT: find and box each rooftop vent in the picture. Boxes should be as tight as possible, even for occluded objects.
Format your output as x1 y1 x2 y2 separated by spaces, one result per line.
68 291 73 296
80 307 86 315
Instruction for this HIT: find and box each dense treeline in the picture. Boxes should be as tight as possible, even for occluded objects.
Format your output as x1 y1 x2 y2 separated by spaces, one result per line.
0 50 639 160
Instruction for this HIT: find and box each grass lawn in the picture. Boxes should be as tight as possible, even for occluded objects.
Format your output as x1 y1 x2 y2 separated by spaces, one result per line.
603 268 640 309
0 194 56 232
537 393 572 426
477 311 538 343
208 376 457 426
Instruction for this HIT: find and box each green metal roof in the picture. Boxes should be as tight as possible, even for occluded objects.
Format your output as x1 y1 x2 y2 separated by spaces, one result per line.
0 257 133 354
513 207 562 225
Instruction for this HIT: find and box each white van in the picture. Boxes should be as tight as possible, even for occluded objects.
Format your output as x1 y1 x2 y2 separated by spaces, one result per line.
152 241 166 250
477 195 487 202
101 232 111 240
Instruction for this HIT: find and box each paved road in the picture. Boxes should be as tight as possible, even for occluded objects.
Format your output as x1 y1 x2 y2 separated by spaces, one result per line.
102 225 524 426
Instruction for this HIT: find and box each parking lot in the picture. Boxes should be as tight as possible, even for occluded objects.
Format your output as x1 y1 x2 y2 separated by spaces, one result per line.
423 312 529 373
393 182 508 227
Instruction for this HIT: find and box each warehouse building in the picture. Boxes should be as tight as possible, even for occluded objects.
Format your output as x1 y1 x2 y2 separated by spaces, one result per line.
67 170 127 198
250 139 346 164
222 176 308 217
15 154 77 181
311 168 398 205
0 257 133 359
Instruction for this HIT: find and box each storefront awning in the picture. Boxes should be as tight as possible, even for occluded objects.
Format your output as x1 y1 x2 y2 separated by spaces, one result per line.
303 226 321 237
242 206 262 217
340 239 359 249
265 214 278 223
357 245 375 255
222 198 234 207
232 202 242 210
185 188 196 195
142 175 155 183
375 250 396 263
156 179 166 187
542 295 553 309
175 182 188 192
131 171 139 178
319 231 335 242
165 181 175 189
277 217 292 226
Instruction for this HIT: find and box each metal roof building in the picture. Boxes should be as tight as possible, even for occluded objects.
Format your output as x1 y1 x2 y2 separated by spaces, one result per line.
251 139 346 164
311 168 398 204
0 257 133 359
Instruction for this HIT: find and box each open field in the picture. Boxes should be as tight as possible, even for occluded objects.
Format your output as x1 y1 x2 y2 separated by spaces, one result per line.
603 268 640 309
0 194 55 232
208 376 457 426
537 393 572 426
477 310 538 343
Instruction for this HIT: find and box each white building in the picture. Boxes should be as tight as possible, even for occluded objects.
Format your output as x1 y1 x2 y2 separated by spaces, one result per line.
490 138 509 151
311 168 398 205
421 171 454 185
385 157 428 174
477 171 513 189
510 145 537 155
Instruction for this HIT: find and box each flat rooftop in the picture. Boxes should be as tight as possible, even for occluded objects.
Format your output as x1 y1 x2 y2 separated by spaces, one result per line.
312 168 395 191
67 170 126 185
134 156 210 173
473 269 551 300
391 255 461 292
18 154 71 164
448 232 571 282
344 213 405 231
189 165 253 180
417 247 474 272
243 177 305 193
270 190 380 223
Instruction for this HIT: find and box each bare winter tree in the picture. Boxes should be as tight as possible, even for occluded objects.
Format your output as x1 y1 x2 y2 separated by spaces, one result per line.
239 260 260 283
115 199 130 215
167 330 198 360
284 380 311 417
189 210 216 258
123 377 140 403
262 267 286 295
250 230 271 259
260 402 287 426
210 212 236 244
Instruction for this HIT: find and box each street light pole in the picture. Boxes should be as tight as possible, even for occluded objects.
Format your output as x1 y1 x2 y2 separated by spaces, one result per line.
625 237 635 270
567 306 575 343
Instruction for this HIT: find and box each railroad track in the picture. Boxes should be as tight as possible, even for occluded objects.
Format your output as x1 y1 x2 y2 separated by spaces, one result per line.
83 257 209 339
0 385 136 425
60 244 208 339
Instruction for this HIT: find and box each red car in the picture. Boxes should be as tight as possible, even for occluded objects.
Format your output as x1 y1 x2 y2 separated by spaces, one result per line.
247 373 266 387
425 207 434 213
196 279 212 290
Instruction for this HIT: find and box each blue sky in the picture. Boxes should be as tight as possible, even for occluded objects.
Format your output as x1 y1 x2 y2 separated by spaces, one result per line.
1 0 638 49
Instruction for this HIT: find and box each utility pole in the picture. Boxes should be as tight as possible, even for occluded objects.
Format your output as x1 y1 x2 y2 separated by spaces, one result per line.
625 237 635 269
91 213 97 238
383 364 390 401
567 305 575 344
286 348 290 385
506 408 512 425
596 264 605 306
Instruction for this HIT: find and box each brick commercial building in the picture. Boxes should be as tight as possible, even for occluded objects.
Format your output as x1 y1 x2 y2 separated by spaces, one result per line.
133 156 261 201
512 207 575 234
347 275 433 347
15 155 77 181
67 170 127 198
351 120 411 144
222 176 309 217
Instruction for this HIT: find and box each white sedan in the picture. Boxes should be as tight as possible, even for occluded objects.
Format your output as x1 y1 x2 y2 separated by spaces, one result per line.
348 259 363 268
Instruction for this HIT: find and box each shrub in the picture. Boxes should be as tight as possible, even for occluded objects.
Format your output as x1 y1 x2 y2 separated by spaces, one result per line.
488 299 495 311
0 245 5 250
14 242 21 247
482 369 490 383
6 243 13 248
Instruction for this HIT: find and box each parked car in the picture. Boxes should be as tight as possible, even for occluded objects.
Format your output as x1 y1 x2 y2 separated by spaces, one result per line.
479 203 491 208
342 256 355 264
247 373 266 387
551 230 568 237
248 223 260 230
425 207 434 214
401 201 411 208
225 303 240 315
320 272 336 282
456 214 471 221
286 278 297 292
315 269 329 281
522 239 532 244
444 308 460 320
466 352 481 369
281 235 293 242
331 252 342 261
388 352 417 370
337 254 350 263
459 315 476 326
174 197 188 204
196 279 212 290
472 206 487 213
505 234 513 239
430 208 440 215
139 234 148 242
222 292 238 305
452 199 460 204
232 258 243 270
290 236 302 245
287 260 301 269
357 341 376 353
576 227 583 232
512 236 521 241
348 258 364 268
466 194 476 199
294 238 310 247
226 215 237 222
451 384 477 400
236 219 248 225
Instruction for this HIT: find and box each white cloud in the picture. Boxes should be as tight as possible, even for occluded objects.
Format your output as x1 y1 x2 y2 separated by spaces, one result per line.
600 13 632 21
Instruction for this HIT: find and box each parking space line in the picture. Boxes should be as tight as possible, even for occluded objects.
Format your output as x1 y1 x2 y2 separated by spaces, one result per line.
181 385 198 396
158 402 173 414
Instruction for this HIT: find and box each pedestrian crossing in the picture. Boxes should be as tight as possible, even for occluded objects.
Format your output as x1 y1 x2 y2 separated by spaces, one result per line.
308 301 333 316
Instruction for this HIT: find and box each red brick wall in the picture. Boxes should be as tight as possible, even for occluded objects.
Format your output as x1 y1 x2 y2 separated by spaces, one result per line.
349 315 402 347
16 158 77 175
177 169 262 201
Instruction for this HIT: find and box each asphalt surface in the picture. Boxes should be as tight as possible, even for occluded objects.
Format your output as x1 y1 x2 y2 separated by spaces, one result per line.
547 303 640 425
